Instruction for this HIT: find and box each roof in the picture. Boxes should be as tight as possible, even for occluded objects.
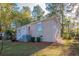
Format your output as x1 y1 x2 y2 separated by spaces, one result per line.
27 15 60 26
17 15 60 29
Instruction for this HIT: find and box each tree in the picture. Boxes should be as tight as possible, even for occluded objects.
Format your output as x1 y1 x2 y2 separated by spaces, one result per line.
46 3 61 17
0 4 32 54
0 3 17 54
60 4 64 37
32 5 44 20
0 4 32 29
61 3 75 37
64 3 79 38
16 6 32 26
0 3 17 30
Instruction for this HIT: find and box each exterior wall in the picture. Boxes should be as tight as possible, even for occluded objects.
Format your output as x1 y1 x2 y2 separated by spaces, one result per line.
29 22 43 37
16 25 29 42
29 24 39 37
16 16 61 42
29 16 60 42
42 19 56 42
42 17 60 42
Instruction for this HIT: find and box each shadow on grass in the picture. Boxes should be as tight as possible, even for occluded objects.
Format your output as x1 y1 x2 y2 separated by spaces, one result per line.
1 40 79 56
68 42 79 56
0 40 53 56
62 40 79 56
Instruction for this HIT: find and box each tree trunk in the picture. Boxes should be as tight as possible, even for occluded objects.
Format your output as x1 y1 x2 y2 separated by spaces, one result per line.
61 3 64 37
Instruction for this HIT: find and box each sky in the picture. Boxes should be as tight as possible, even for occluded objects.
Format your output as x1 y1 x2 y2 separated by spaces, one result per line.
17 3 79 19
18 3 79 17
18 3 49 15
65 4 79 18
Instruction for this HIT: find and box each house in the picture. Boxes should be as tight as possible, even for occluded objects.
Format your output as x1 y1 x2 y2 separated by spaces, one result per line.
16 16 62 43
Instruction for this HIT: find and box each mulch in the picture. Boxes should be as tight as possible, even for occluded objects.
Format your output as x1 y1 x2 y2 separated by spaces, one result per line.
21 42 62 46
12 41 60 46
28 42 53 46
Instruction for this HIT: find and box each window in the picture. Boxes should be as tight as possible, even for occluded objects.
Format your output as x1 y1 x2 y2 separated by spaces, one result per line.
36 22 43 35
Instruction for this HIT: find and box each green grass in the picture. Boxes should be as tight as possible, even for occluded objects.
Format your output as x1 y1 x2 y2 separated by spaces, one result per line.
0 40 50 56
0 39 79 56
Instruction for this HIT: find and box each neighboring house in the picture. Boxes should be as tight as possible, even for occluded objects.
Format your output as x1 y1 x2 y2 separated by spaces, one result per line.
16 16 62 43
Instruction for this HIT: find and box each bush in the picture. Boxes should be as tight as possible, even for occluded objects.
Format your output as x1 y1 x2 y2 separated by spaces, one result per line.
37 37 41 42
5 29 16 41
63 28 78 39
0 33 2 40
63 29 79 40
70 30 75 38
31 37 35 42
63 32 69 39
75 32 79 40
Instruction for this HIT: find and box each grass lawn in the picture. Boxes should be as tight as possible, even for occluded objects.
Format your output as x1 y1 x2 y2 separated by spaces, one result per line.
0 39 79 56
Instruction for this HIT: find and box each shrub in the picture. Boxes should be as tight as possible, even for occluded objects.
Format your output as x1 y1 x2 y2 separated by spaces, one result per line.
37 37 41 42
63 32 69 39
31 37 35 42
75 32 79 40
5 29 16 41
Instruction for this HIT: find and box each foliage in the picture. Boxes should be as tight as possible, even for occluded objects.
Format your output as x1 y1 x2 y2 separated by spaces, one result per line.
37 37 41 42
31 37 35 42
0 3 17 29
32 5 44 20
16 18 32 26
63 27 79 40
22 6 31 18
62 17 72 39
45 3 61 16
5 29 16 40
16 6 32 26
0 4 32 31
